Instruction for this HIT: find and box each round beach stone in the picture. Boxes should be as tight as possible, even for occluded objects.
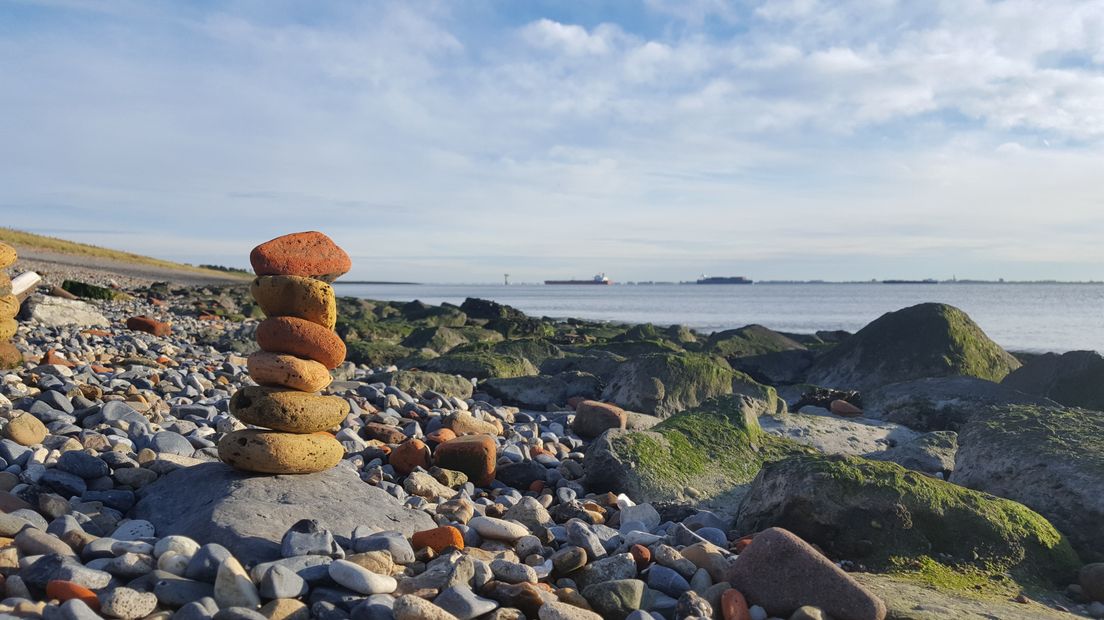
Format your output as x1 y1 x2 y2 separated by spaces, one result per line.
0 243 16 269
572 401 627 438
0 342 21 369
469 516 529 542
215 556 262 609
256 317 346 369
259 599 309 620
218 429 344 474
250 231 351 281
251 276 337 329
390 439 432 476
434 434 497 486
328 559 397 595
829 399 863 417
538 601 602 620
393 595 459 620
247 352 332 393
5 412 47 446
98 587 158 619
0 318 16 341
0 294 18 319
230 386 349 434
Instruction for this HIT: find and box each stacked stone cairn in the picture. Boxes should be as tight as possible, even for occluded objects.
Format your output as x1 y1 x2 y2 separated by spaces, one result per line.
217 231 353 474
0 242 21 368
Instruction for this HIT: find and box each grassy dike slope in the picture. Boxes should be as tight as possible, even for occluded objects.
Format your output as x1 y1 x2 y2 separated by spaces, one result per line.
1 227 250 280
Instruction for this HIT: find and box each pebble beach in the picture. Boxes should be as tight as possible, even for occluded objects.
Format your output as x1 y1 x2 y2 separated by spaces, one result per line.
0 236 1102 620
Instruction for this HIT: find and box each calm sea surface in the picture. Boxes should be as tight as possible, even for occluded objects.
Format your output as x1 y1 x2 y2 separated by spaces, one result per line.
333 283 1104 354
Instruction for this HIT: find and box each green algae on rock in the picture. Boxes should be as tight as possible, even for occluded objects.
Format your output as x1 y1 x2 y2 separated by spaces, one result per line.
705 324 807 359
600 351 737 417
736 453 1081 587
955 404 1104 563
364 370 475 400
583 395 809 503
807 302 1021 391
422 350 539 380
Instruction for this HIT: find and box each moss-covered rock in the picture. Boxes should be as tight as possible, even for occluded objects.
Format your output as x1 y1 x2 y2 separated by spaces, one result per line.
736 453 1080 587
61 279 129 301
365 370 474 400
706 324 806 359
600 352 737 417
483 339 564 367
807 303 1021 391
400 326 503 354
421 350 539 380
587 339 683 358
459 297 526 320
1001 350 1104 411
864 376 1055 432
346 340 414 368
540 351 626 381
482 372 601 409
583 395 808 503
398 300 467 326
955 404 1104 563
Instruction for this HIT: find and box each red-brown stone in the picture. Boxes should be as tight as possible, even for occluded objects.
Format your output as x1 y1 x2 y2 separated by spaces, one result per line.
830 399 863 417
390 439 431 475
250 231 351 281
721 588 751 620
434 434 496 486
125 316 171 337
256 316 346 369
362 423 407 445
571 400 627 438
0 342 22 369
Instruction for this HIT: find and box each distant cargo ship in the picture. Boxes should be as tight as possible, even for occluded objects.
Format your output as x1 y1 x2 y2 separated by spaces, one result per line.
545 274 612 285
696 276 753 285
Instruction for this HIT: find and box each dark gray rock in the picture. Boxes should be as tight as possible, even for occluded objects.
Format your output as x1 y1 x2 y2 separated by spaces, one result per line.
132 462 434 565
482 372 601 409
1002 350 1104 411
864 376 1055 432
57 451 110 479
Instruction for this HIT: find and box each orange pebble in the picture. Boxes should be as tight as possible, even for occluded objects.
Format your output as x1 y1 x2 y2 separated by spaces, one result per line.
721 588 750 620
630 544 651 571
426 428 457 445
529 480 546 493
46 580 99 610
733 534 754 554
411 526 464 553
390 439 431 476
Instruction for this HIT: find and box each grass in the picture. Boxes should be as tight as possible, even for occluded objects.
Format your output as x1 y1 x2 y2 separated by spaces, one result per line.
0 227 250 279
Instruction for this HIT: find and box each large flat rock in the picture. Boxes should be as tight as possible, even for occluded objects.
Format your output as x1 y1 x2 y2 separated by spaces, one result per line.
132 462 434 565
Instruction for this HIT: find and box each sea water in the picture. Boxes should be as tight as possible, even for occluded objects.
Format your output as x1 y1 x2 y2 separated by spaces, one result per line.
334 282 1104 354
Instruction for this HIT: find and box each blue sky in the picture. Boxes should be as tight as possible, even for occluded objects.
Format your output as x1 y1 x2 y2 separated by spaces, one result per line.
3 0 1104 282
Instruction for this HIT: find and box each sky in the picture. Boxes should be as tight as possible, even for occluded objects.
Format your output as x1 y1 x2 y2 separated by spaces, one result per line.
2 0 1104 283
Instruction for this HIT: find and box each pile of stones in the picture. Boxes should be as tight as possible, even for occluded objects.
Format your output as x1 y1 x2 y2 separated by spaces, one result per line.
218 232 352 475
0 243 21 368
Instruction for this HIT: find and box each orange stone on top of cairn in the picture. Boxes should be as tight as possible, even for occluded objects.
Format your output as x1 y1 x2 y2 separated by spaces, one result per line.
250 231 351 282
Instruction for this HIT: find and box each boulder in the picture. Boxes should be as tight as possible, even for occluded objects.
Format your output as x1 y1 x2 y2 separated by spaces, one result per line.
806 303 1020 391
730 349 816 385
863 376 1055 432
132 462 434 565
865 431 957 476
482 372 601 409
366 370 474 400
541 351 626 382
727 527 886 620
736 454 1080 585
705 324 806 359
759 411 920 457
954 404 1104 562
422 351 538 380
584 395 806 503
401 326 502 354
1001 350 1104 411
854 572 1082 620
600 352 736 418
346 341 415 368
61 280 127 301
20 295 109 328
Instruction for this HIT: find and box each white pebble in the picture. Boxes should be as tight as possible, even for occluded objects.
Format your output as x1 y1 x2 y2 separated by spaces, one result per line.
328 559 397 595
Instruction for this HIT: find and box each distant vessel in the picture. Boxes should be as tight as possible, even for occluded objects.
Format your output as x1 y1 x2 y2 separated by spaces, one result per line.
882 279 938 284
696 276 753 285
545 274 612 285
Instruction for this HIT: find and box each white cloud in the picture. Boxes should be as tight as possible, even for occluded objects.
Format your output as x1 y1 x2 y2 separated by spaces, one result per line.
1 1 1104 281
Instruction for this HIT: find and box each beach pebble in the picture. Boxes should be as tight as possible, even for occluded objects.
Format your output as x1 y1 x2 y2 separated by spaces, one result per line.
99 587 158 619
469 516 529 541
327 559 397 595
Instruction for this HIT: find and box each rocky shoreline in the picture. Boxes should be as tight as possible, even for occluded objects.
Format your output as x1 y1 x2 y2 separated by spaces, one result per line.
0 251 1102 619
